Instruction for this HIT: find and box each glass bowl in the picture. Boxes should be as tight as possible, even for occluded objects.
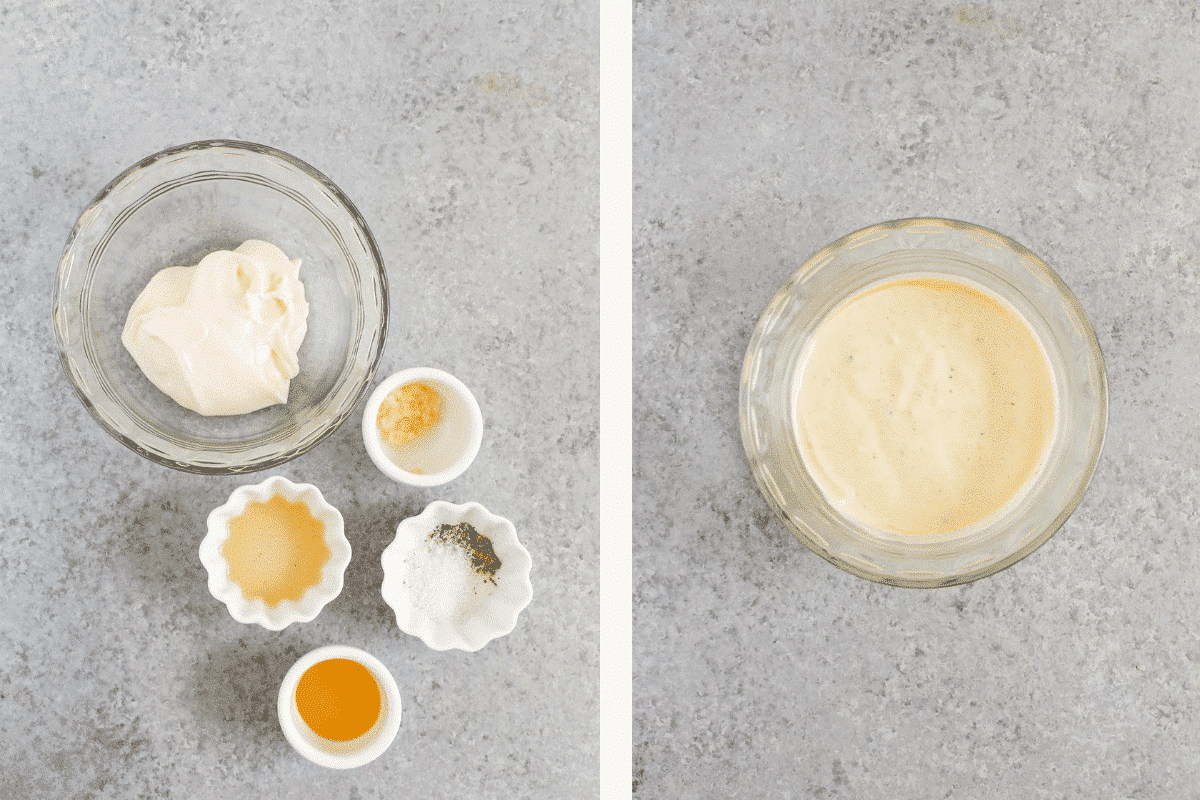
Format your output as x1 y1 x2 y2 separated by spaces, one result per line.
739 218 1107 588
53 140 388 473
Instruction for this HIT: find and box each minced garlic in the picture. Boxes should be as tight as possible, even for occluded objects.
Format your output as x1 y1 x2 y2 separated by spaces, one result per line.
376 381 442 447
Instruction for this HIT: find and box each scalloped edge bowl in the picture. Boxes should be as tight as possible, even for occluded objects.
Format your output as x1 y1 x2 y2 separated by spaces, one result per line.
380 500 532 651
200 475 351 630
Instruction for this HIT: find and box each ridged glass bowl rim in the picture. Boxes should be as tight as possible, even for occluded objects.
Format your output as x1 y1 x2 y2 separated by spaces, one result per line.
52 139 389 474
738 217 1108 588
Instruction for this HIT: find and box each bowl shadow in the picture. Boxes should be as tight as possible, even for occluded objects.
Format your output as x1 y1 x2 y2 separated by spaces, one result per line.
111 485 223 621
332 496 428 631
187 634 317 754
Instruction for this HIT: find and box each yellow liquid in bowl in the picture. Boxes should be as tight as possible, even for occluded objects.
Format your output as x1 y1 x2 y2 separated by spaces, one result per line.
221 494 330 607
295 658 382 742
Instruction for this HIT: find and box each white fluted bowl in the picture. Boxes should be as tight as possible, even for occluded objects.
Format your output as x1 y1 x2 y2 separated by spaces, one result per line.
381 500 532 651
200 475 351 630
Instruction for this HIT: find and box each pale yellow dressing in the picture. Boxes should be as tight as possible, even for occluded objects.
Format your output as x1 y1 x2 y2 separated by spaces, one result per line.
795 276 1057 535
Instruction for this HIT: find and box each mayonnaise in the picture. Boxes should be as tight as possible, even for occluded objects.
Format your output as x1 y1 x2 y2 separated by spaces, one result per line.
121 240 309 416
794 275 1057 535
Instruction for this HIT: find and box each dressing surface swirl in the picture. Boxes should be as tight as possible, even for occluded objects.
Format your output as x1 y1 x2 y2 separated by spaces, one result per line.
795 276 1057 535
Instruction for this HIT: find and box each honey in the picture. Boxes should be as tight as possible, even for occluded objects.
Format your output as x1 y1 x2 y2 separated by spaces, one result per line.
295 658 382 741
376 381 442 447
221 494 330 607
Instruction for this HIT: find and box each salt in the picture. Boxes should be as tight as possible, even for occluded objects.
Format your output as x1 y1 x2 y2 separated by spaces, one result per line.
404 540 496 622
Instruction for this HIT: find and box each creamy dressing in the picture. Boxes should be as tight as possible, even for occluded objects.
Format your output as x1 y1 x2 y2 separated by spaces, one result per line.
121 240 308 416
794 275 1057 535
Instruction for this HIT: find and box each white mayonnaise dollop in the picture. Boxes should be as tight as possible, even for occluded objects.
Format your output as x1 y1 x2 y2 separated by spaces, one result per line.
121 239 309 416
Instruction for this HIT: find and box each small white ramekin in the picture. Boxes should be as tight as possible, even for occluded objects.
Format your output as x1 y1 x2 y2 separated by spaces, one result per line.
199 475 351 631
361 367 483 487
277 644 402 769
380 500 533 652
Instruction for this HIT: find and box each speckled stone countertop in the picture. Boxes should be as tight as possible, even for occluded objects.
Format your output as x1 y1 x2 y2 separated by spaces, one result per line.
635 2 1200 797
0 3 597 798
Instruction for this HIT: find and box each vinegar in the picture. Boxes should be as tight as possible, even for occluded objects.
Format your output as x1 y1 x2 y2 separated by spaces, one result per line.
222 494 329 607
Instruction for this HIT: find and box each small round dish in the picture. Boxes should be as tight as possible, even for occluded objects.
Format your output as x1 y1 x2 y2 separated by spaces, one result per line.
200 475 351 630
362 368 483 487
739 218 1107 588
278 644 402 769
53 139 389 474
380 500 533 651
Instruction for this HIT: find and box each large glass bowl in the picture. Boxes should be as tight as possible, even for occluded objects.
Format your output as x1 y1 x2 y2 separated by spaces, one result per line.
53 140 388 474
739 218 1107 587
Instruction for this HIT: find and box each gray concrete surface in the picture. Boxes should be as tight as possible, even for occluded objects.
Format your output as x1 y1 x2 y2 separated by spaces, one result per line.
1 2 598 797
634 2 1200 797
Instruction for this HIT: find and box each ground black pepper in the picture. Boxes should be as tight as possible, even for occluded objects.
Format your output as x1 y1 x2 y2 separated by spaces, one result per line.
429 522 502 583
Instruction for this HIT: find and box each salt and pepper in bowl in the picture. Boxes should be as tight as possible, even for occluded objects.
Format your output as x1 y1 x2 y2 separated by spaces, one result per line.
380 500 533 652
